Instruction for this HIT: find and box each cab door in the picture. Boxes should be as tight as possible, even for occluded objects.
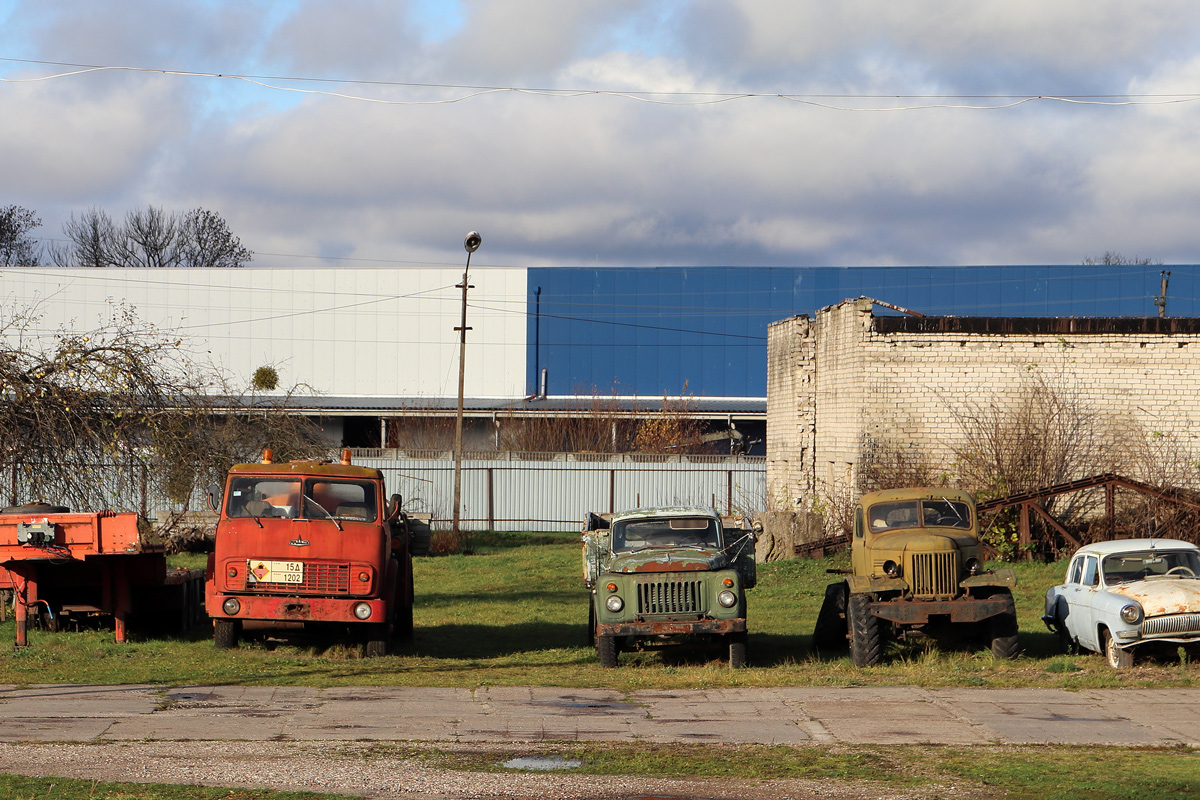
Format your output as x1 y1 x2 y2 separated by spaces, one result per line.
1063 554 1101 652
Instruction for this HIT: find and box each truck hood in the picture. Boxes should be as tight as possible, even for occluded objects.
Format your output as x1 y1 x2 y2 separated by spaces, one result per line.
876 530 977 552
607 547 728 574
1109 578 1200 616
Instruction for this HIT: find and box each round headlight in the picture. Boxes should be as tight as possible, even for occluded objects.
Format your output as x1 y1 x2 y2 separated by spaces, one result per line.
965 557 982 576
883 560 900 577
353 602 373 620
222 597 241 615
605 595 624 612
1120 603 1143 624
717 590 738 608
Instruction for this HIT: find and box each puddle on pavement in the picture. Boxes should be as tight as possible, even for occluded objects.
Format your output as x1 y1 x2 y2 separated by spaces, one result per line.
501 755 583 771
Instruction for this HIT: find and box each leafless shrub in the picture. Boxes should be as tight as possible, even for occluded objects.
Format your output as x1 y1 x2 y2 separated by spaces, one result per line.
631 383 713 455
949 368 1113 524
858 437 951 492
499 389 634 453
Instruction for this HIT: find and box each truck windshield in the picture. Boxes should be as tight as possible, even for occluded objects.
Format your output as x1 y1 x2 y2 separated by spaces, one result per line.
612 517 721 551
1102 549 1200 584
227 477 378 522
867 499 971 531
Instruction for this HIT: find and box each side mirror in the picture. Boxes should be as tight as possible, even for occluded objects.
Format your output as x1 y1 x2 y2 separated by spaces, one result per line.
387 493 403 522
205 483 223 515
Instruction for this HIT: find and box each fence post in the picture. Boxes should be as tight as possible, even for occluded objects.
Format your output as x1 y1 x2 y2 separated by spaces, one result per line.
487 467 494 530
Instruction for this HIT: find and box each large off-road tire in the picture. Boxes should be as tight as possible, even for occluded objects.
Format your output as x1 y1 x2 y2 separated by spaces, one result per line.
364 623 390 657
812 582 849 653
1103 628 1133 669
213 619 240 649
597 634 618 668
989 612 1020 659
395 602 414 642
847 593 884 667
587 601 596 647
728 632 748 669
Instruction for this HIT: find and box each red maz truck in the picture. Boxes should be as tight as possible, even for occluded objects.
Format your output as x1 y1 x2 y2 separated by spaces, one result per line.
205 449 414 656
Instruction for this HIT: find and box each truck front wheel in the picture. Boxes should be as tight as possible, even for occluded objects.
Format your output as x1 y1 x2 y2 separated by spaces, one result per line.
597 634 618 668
214 619 240 649
364 623 390 657
989 613 1020 659
847 594 884 667
728 632 748 668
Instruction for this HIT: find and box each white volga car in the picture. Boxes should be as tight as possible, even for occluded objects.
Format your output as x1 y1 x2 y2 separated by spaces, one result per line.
1043 538 1200 668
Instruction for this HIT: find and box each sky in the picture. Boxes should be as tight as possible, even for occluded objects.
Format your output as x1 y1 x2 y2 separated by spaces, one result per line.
3 0 1200 269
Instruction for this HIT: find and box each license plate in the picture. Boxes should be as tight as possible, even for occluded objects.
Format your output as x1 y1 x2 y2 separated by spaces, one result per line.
248 560 304 584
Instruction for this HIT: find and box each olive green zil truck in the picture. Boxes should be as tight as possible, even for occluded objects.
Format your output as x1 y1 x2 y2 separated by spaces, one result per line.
583 506 758 668
812 487 1018 666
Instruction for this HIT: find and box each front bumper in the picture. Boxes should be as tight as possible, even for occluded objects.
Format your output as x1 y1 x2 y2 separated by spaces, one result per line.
597 618 746 637
872 596 1011 625
207 593 386 623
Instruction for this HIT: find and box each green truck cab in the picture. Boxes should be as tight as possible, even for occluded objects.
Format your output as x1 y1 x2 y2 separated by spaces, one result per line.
813 487 1018 666
583 506 758 668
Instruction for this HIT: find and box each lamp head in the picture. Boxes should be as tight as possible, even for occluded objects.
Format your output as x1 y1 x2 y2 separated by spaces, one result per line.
464 231 482 253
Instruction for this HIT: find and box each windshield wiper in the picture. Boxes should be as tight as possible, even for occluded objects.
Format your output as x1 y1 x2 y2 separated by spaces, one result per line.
303 495 342 531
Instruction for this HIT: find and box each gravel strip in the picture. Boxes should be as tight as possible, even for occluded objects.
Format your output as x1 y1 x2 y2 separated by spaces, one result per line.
0 740 992 800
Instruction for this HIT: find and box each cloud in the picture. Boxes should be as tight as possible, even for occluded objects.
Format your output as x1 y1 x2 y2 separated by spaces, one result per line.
2 0 1199 269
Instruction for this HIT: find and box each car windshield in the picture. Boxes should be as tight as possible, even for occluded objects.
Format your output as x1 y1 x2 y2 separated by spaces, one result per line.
1102 549 1200 585
612 517 721 551
226 477 378 522
866 499 971 531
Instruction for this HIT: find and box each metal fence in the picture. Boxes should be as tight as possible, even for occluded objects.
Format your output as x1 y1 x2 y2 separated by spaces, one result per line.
6 453 766 534
353 452 767 532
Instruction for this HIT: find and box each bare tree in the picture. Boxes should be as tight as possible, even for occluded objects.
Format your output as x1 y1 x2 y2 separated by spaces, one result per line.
55 205 252 268
1082 252 1162 266
0 300 325 520
179 208 253 268
0 205 43 266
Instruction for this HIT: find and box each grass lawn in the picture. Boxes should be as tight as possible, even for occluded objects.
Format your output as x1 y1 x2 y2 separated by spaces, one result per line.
0 531 1196 689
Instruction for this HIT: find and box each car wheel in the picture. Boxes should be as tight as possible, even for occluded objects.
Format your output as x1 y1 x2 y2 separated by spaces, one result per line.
213 619 240 649
847 593 884 667
1057 621 1078 655
1102 628 1133 669
597 633 618 668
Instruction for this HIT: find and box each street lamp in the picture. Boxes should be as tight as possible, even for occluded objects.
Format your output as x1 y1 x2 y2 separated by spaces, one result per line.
452 231 481 548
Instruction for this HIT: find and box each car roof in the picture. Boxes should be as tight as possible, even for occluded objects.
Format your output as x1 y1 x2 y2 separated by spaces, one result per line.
859 487 974 506
610 506 719 524
1071 538 1200 557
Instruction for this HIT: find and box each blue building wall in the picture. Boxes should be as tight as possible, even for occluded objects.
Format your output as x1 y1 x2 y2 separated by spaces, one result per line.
526 265 1199 399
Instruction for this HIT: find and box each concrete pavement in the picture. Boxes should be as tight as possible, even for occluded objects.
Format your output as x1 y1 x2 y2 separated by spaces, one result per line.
2 684 1199 747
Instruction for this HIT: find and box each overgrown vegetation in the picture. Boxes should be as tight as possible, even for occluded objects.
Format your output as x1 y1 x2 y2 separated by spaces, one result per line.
0 775 339 800
0 300 327 529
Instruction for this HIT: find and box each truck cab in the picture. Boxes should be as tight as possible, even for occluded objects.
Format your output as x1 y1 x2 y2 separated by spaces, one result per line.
583 506 757 668
205 449 413 655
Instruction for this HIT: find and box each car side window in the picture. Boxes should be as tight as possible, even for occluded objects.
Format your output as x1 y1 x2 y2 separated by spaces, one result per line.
1068 557 1084 585
1082 555 1099 587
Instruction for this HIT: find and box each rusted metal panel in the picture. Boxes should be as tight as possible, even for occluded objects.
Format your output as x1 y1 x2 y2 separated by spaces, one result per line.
597 618 746 637
869 596 1010 624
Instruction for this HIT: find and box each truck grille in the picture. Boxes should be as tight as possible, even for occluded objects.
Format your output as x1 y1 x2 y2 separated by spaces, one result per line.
1142 613 1200 637
637 579 703 615
245 563 351 594
909 552 958 597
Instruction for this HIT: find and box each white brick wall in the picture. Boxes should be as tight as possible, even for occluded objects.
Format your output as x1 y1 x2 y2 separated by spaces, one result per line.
768 298 1200 505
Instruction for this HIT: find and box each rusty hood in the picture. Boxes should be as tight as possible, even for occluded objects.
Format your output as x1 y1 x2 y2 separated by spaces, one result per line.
1109 578 1200 616
607 547 728 574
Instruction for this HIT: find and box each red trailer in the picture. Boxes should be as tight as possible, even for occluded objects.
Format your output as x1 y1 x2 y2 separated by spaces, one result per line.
0 505 205 647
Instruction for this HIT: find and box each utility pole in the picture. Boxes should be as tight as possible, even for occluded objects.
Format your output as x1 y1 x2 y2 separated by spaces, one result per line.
452 231 481 549
1154 270 1170 318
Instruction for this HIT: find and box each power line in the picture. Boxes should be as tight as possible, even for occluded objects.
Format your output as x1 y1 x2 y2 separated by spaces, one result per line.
3 57 1199 111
